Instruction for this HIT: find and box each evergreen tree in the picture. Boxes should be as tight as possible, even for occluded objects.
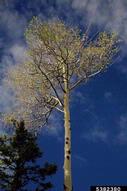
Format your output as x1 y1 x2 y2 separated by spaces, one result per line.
0 120 57 191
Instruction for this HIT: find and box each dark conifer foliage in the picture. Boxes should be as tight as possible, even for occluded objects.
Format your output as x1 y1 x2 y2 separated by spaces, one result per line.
0 121 57 191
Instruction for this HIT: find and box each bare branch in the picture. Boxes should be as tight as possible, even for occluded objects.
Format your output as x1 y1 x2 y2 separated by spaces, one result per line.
54 107 64 113
51 96 63 106
70 77 87 91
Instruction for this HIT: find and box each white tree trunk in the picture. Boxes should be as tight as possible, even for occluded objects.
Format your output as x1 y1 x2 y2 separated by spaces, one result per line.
63 88 72 191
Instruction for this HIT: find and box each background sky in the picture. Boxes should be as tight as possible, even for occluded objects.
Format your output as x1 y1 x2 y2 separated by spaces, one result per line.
0 0 127 191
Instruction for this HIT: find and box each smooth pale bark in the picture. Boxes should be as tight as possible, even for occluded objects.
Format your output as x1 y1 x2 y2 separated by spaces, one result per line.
63 91 72 191
63 64 72 191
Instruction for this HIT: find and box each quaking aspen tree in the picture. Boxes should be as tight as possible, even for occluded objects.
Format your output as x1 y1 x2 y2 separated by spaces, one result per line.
6 17 118 191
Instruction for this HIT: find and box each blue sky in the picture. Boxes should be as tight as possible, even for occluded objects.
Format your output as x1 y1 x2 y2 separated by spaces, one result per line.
0 0 127 191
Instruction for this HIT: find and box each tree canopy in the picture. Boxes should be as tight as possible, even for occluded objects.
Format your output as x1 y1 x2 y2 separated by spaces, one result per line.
5 17 118 128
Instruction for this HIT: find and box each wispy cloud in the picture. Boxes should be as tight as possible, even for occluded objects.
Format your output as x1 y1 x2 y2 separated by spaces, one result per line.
36 111 64 141
0 8 27 42
9 44 27 63
0 43 27 110
0 2 27 76
104 91 112 101
81 113 127 146
116 57 127 75
82 126 108 143
116 114 127 145
72 0 127 41
72 91 87 106
1 0 127 42
1 44 27 68
74 154 87 165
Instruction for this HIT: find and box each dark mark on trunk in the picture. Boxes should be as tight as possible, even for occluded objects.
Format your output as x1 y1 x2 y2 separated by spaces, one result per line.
67 155 70 160
64 184 68 191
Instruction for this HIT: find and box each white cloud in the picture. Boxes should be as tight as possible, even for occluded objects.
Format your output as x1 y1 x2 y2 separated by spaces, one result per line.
81 113 127 146
0 4 28 134
116 114 127 145
74 154 87 164
72 0 127 42
9 44 27 64
0 4 28 75
72 91 86 105
82 126 108 143
0 44 27 74
0 85 14 113
0 43 27 135
0 8 27 41
104 91 112 100
116 58 127 75
41 112 63 139
72 0 89 9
